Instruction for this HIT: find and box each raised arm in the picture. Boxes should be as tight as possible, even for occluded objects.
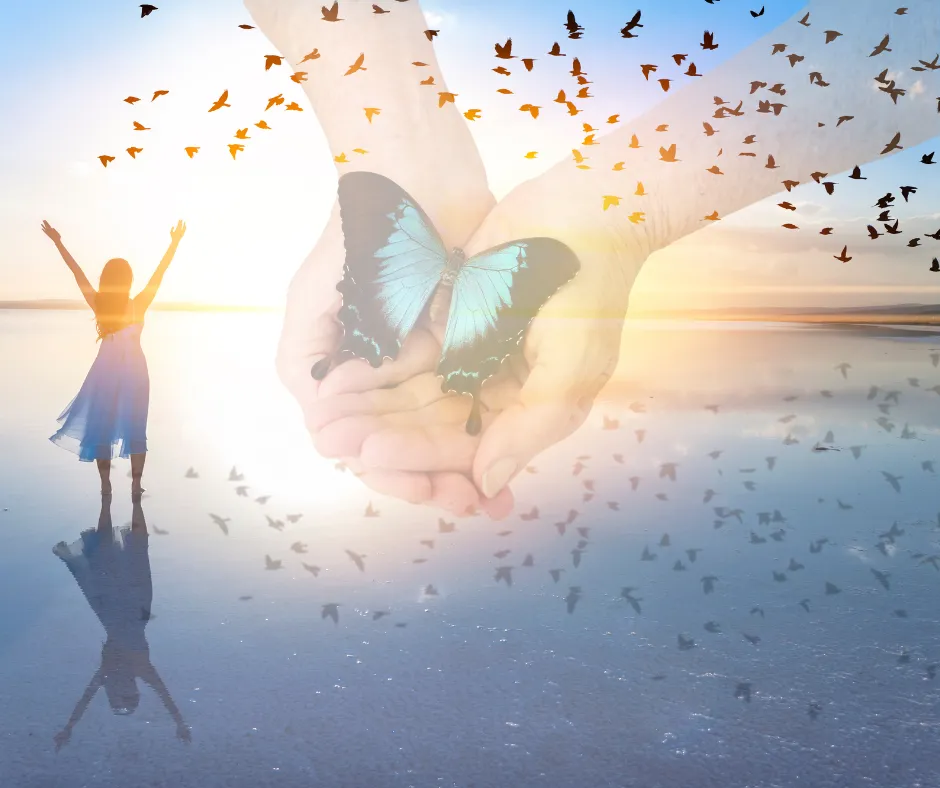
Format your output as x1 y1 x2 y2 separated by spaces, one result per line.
139 663 190 742
134 220 186 314
41 220 96 310
54 667 104 751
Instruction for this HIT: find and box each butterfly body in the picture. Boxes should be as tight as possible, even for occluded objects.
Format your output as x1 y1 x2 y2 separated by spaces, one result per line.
316 172 580 434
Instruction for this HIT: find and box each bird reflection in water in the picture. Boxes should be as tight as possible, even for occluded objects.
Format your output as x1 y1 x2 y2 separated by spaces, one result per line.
52 494 190 750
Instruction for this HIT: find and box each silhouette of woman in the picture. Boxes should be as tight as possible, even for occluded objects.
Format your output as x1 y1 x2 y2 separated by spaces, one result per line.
41 219 186 497
52 496 190 750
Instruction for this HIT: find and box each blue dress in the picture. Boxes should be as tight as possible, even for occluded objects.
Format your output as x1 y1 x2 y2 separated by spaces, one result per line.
50 323 150 461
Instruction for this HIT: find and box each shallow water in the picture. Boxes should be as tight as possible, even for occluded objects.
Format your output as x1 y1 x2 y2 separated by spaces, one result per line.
1 309 939 788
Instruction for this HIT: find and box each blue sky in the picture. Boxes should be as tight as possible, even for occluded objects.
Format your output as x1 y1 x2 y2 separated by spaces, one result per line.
2 0 939 309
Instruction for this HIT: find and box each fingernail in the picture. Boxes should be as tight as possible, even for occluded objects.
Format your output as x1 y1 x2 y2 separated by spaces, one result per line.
482 458 518 499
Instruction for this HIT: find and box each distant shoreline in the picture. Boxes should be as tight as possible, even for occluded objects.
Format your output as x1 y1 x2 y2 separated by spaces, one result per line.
3 300 940 325
0 300 279 313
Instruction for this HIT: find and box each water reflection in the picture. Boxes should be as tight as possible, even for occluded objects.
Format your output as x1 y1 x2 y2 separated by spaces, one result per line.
52 495 190 749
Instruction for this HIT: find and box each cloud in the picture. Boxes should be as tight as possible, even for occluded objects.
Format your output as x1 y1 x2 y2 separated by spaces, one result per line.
423 9 456 28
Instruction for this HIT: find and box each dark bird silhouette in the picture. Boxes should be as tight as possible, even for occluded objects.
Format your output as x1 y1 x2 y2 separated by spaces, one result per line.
564 10 584 38
799 599 811 612
140 4 157 17
321 603 340 624
702 575 718 594
750 6 764 17
808 702 822 720
565 587 581 614
701 31 718 51
871 568 891 590
620 588 642 614
494 566 513 587
345 549 366 572
881 132 903 154
549 569 564 583
735 682 752 702
620 10 642 38
870 34 891 57
641 546 657 561
704 621 721 633
678 634 696 650
825 581 841 595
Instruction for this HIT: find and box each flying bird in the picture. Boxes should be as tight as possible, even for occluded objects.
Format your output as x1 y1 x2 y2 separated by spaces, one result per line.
321 2 342 22
140 4 157 17
209 90 230 112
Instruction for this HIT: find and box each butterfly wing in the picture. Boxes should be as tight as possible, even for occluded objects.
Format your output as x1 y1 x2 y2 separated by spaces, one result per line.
335 171 448 367
438 238 580 427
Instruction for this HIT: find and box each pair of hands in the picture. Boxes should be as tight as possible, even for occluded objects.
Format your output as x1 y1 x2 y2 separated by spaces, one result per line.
54 722 190 751
41 220 187 245
278 178 640 519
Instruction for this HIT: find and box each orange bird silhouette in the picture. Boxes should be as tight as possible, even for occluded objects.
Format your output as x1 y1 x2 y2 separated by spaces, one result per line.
152 90 168 101
264 55 283 70
209 90 230 112
321 2 342 22
345 53 366 75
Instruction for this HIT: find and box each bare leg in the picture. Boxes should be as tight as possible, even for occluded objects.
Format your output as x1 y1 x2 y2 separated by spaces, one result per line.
131 453 146 498
96 459 112 496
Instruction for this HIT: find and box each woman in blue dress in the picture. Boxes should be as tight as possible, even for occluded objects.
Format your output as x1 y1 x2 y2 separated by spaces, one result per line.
52 495 191 748
41 219 186 497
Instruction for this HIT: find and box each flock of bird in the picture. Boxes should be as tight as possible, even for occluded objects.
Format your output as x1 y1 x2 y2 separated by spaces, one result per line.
103 3 940 271
133 340 940 717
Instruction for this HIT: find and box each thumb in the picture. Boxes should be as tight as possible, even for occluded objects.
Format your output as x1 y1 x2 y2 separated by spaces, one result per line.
472 320 619 499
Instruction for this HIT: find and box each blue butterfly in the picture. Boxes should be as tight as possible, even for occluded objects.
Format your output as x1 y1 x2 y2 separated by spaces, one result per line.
311 172 581 435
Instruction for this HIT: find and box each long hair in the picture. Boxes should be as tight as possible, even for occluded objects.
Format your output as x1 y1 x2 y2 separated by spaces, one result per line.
95 258 133 341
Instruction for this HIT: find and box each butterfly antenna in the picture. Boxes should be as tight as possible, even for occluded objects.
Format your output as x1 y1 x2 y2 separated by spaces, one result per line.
466 396 483 436
311 356 333 380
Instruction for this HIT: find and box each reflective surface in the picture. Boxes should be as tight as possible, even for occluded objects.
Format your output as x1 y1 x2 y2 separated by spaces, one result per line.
1 310 939 787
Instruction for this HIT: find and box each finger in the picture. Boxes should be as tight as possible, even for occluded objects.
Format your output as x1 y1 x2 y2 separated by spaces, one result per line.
477 484 515 520
359 408 494 473
473 328 620 499
304 372 453 433
356 470 433 505
275 204 345 402
318 328 440 397
313 394 471 457
427 472 482 516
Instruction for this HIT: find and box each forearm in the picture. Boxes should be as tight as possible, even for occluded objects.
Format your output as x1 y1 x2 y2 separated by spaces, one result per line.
556 0 940 254
245 0 493 246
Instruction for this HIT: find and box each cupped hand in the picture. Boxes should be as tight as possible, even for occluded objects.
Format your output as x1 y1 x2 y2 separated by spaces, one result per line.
275 199 514 519
314 172 645 509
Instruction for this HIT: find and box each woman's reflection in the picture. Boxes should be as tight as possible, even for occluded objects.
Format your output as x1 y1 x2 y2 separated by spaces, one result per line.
52 494 190 749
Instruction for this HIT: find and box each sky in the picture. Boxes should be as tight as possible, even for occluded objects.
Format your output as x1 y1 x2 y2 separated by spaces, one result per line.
2 0 940 310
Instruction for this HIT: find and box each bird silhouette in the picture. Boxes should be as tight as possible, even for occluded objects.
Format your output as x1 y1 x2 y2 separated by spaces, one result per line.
321 603 340 624
264 555 282 571
140 4 157 17
321 2 342 22
209 90 230 112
